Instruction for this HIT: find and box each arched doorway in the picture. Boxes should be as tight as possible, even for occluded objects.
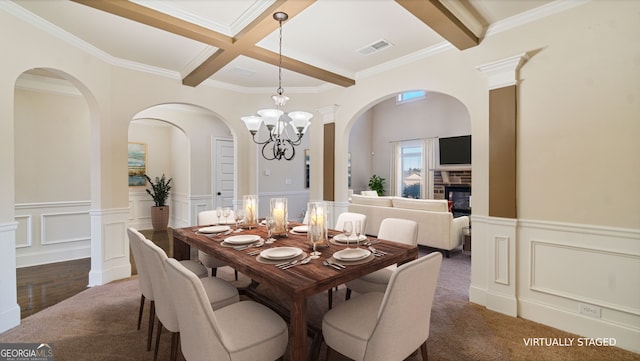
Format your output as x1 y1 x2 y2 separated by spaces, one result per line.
128 103 236 230
13 68 93 318
347 90 471 200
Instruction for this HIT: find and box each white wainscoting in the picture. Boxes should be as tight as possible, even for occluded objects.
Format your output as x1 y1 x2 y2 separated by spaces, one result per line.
128 189 155 231
14 201 91 267
517 219 640 353
0 221 20 333
471 215 640 353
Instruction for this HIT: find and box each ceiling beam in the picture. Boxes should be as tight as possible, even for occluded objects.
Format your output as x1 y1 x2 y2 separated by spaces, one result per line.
245 47 355 88
395 0 479 50
72 0 355 88
71 0 233 48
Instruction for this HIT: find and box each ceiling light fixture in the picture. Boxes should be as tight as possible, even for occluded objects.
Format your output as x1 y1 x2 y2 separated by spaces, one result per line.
241 12 312 161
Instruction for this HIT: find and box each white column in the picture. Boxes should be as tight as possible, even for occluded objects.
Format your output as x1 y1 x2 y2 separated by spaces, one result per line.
471 53 529 316
0 222 20 332
88 208 131 286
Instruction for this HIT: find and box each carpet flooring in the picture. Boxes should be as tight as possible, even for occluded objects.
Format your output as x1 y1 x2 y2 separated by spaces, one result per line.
1 251 638 361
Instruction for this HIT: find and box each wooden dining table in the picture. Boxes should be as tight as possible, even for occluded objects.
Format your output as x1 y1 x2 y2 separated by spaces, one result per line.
173 223 419 361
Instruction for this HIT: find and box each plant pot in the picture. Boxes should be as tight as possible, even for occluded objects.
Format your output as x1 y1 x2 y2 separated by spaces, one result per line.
151 206 170 231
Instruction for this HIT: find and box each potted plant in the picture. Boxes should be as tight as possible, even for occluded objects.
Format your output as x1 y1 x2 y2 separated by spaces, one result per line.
145 174 172 231
368 174 385 196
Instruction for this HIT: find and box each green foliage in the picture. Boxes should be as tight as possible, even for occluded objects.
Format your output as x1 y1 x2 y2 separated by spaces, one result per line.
368 174 386 196
145 174 172 207
402 184 421 199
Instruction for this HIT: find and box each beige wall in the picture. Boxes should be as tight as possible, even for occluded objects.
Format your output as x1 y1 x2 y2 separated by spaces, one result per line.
14 88 90 203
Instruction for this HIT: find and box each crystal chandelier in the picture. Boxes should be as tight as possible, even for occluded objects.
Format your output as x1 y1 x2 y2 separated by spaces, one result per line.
241 12 313 161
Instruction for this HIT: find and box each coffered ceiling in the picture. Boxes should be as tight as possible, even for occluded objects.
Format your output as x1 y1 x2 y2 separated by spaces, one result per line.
10 0 557 92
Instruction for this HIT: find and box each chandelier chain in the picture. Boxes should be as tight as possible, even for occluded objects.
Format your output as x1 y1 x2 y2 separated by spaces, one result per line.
277 17 284 96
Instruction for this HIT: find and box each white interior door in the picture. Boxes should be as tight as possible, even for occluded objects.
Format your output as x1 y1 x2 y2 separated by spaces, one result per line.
213 138 234 208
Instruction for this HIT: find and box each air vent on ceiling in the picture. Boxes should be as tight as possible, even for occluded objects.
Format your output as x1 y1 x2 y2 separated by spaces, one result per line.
357 39 393 56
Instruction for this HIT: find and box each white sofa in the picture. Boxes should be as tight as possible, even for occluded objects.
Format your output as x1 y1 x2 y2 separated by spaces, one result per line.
348 195 469 256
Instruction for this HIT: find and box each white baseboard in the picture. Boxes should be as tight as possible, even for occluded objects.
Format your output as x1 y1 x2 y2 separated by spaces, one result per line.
0 304 20 334
519 297 640 354
16 246 90 268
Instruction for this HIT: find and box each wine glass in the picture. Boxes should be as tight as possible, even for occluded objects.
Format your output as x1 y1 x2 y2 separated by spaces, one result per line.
234 208 244 231
223 207 231 225
215 207 223 225
354 220 362 248
265 216 275 244
309 225 321 259
342 220 354 249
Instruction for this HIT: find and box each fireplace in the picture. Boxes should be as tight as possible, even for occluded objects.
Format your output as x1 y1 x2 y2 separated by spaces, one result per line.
445 184 471 217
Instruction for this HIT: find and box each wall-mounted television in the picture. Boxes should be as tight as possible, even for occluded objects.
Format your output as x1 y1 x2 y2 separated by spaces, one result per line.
439 135 471 165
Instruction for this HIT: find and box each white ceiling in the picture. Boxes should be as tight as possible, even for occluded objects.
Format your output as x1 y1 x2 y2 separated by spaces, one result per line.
9 0 559 92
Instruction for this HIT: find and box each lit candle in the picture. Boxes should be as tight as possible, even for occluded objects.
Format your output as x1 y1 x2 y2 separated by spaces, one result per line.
273 206 285 232
311 207 324 227
244 195 258 226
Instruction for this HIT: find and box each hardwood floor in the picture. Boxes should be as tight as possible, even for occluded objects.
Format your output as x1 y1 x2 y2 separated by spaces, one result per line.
16 258 91 319
16 228 172 319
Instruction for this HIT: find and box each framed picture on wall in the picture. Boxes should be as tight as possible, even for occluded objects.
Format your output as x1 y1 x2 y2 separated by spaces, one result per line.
128 142 147 187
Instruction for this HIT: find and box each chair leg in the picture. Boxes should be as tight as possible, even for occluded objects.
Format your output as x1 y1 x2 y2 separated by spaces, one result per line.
212 267 217 277
234 269 239 280
170 332 179 361
328 288 333 309
147 301 155 351
154 318 162 361
420 341 428 361
326 346 337 361
345 288 352 300
137 294 145 330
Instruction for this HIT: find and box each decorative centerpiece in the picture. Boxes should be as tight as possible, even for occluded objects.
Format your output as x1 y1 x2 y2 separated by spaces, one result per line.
243 195 259 229
144 174 172 231
307 201 328 258
269 198 288 236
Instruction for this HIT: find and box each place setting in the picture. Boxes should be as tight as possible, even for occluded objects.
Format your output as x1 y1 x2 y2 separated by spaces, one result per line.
329 219 367 247
220 234 263 249
256 246 308 267
289 225 308 235
194 225 232 237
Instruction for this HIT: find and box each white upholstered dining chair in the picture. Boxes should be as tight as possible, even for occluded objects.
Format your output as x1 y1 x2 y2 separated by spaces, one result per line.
165 257 289 361
139 237 240 361
127 227 156 351
322 252 442 361
334 212 367 233
345 218 419 299
197 210 239 280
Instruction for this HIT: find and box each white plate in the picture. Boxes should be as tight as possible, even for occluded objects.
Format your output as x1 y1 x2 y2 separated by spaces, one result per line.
260 247 303 260
292 225 308 233
333 234 367 243
217 220 236 225
198 225 230 234
333 248 371 261
224 234 261 245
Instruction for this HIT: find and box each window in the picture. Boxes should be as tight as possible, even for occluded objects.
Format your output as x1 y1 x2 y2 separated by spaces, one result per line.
396 90 426 104
391 138 436 199
401 142 423 198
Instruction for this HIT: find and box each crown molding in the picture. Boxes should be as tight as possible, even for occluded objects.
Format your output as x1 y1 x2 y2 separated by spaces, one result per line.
3 0 591 93
485 0 591 37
